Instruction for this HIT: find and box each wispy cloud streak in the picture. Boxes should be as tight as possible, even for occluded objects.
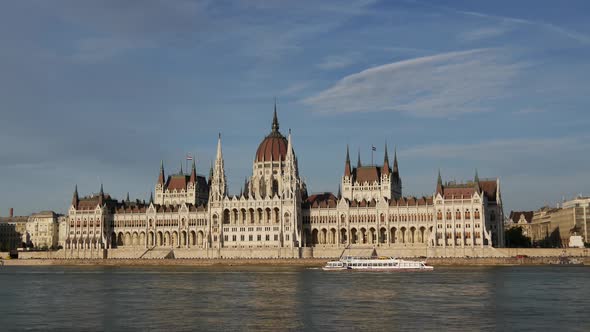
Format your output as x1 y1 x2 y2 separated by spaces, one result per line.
304 48 524 117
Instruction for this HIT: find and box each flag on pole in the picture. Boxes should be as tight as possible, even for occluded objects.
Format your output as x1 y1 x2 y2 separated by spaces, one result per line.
371 145 376 151
186 154 193 161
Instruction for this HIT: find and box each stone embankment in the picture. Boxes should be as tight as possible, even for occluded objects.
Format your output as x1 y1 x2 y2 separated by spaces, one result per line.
2 256 588 267
1 258 328 267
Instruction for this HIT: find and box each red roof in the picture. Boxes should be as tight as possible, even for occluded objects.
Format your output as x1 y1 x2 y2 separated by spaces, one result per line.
354 166 381 183
479 180 498 202
166 175 189 191
305 193 337 208
256 134 288 162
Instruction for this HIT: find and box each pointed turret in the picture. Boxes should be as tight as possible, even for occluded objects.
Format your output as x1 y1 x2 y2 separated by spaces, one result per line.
179 161 183 175
393 147 399 175
126 192 130 203
357 149 362 168
208 160 213 185
243 177 249 196
210 133 226 201
98 183 104 206
436 169 443 195
272 99 279 134
337 184 342 199
190 158 197 183
344 145 352 177
383 143 390 175
473 169 481 193
216 133 223 160
158 160 165 185
71 185 79 208
149 191 154 204
286 128 293 158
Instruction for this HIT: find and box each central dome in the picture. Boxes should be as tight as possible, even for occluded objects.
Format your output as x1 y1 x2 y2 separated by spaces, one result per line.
255 107 288 162
256 134 288 162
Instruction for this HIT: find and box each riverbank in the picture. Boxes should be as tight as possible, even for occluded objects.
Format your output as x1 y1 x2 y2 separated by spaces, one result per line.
2 256 588 267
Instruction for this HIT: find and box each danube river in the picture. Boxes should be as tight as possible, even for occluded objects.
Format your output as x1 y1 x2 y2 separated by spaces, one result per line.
0 265 589 331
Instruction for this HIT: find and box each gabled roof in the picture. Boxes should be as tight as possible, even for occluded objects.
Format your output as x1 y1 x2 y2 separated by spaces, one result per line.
166 174 189 191
353 166 382 183
479 180 498 202
509 211 534 224
304 192 338 208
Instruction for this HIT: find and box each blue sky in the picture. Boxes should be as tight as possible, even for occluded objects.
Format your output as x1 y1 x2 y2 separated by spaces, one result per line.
1 0 589 216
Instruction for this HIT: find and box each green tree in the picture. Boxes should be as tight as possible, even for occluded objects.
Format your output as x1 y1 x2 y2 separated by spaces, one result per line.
505 226 532 248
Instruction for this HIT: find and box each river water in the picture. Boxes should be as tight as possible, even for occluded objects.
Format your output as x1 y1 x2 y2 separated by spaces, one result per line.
0 265 588 331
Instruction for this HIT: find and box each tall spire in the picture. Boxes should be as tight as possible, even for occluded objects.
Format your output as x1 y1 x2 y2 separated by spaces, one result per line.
190 158 197 183
337 184 342 199
72 184 79 208
473 169 481 193
126 192 130 203
208 160 213 184
211 133 226 201
243 177 249 196
149 191 154 204
179 161 183 175
357 148 362 168
271 99 279 134
216 133 223 160
344 145 352 176
436 169 443 195
383 142 390 175
158 160 165 185
286 128 293 158
98 183 104 206
393 146 399 175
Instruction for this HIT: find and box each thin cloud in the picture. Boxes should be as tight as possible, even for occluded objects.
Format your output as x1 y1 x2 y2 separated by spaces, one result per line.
458 25 512 42
280 82 311 96
304 48 524 117
402 136 589 161
454 9 590 44
317 54 358 70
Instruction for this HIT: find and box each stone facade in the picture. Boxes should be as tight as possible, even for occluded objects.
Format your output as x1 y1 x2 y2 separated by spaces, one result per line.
523 197 590 247
24 211 60 249
62 108 505 257
0 213 27 251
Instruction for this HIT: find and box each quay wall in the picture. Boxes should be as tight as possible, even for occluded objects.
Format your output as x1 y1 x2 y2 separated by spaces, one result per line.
14 247 590 260
4 256 589 267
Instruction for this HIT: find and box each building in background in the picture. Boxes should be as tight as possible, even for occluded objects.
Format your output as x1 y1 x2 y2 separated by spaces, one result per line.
25 211 61 249
512 196 590 247
0 208 27 251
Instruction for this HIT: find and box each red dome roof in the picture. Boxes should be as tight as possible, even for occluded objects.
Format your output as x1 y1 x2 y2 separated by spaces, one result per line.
255 106 289 162
256 134 288 162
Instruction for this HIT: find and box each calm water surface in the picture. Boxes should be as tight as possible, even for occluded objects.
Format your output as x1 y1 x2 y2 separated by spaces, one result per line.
0 265 589 331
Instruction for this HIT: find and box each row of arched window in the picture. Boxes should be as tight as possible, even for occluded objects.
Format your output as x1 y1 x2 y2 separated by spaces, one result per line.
436 209 481 221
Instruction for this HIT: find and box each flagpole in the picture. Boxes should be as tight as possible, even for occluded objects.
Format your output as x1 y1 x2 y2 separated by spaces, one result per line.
371 146 374 166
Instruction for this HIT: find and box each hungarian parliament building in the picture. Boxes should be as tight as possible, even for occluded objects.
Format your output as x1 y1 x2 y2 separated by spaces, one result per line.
64 108 505 257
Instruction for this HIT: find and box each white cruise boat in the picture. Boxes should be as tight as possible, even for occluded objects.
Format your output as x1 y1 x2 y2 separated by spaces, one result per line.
323 256 433 271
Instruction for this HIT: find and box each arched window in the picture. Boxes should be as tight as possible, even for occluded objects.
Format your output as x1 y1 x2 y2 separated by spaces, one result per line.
455 209 461 220
437 211 442 221
446 210 452 220
474 209 480 219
